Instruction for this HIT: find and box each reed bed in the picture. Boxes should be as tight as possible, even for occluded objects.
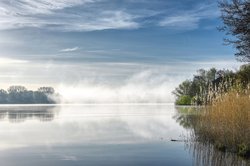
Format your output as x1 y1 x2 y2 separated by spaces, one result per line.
195 89 250 157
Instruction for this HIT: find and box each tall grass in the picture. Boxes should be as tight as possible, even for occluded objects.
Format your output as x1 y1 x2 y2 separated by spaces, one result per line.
195 89 250 157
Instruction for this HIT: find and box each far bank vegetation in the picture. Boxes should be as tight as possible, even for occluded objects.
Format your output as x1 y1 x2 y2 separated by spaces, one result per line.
0 86 59 104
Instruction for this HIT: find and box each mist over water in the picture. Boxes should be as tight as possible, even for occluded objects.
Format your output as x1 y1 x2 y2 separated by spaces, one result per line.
57 70 183 104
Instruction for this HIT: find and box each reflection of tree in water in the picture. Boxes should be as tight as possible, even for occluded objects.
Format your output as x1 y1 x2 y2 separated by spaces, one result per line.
173 107 199 129
0 106 58 123
0 110 7 120
174 106 249 166
187 140 249 166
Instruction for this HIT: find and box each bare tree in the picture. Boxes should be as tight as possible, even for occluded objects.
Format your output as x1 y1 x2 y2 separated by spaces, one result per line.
219 0 250 62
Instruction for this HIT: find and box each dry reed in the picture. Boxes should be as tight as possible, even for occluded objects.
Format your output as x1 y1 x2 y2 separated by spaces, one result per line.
195 89 250 157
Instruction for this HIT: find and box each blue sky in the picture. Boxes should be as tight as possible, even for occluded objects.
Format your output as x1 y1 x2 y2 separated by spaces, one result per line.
0 0 243 102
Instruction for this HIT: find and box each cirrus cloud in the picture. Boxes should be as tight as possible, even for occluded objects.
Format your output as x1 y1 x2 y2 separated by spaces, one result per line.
159 3 220 30
0 0 219 32
0 0 139 31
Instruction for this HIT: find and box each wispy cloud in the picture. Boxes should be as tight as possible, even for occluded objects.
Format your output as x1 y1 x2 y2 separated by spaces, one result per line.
0 1 219 32
60 47 79 52
0 0 93 15
0 0 139 31
159 4 219 30
159 15 200 30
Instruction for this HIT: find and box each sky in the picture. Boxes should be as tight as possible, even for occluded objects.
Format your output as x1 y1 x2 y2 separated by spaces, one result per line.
0 0 243 103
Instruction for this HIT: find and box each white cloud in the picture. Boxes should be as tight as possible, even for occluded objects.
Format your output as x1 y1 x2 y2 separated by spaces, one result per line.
159 4 220 30
0 1 220 31
0 0 139 31
159 15 200 30
0 0 93 15
57 11 139 31
60 47 79 52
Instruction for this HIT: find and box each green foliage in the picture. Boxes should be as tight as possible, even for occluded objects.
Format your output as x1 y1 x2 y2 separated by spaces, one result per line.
236 64 250 87
173 68 222 105
238 143 249 157
175 95 192 105
173 64 250 105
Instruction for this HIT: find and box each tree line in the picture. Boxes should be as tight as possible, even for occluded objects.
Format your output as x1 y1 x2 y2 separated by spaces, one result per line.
0 86 58 104
173 64 250 105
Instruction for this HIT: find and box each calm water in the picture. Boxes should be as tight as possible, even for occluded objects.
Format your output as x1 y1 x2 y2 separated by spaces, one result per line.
0 104 248 166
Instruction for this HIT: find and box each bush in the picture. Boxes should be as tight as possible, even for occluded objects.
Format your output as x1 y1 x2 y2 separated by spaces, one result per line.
175 95 192 105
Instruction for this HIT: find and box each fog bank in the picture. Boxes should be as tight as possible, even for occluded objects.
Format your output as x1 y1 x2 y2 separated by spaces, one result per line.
57 70 184 103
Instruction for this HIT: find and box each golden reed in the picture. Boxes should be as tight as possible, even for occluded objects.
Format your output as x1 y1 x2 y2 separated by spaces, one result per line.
196 86 250 157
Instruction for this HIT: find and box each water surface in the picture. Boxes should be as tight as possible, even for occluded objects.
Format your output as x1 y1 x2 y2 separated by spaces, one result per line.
0 104 247 166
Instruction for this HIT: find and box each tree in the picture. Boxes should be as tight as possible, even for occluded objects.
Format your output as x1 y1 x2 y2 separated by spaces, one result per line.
175 95 192 105
7 86 27 93
173 68 234 105
7 86 27 103
38 87 55 94
207 68 217 81
172 80 193 97
236 63 250 87
0 89 8 104
36 87 55 104
0 86 58 104
219 0 250 62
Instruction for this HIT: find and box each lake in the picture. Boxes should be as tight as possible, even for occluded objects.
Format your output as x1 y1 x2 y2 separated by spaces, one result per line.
0 104 248 166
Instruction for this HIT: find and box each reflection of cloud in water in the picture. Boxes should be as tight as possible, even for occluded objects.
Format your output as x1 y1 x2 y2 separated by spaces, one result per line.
0 104 187 150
